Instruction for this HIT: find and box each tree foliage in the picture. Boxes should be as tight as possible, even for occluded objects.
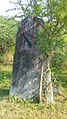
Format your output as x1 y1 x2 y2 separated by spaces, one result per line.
12 0 67 54
13 0 67 78
0 16 18 56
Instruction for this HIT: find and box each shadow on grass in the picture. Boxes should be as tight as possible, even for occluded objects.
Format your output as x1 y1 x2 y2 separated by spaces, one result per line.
0 70 11 81
0 88 9 98
0 70 11 99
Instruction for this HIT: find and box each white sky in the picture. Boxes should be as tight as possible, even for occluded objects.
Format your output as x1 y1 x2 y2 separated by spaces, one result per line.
0 0 19 17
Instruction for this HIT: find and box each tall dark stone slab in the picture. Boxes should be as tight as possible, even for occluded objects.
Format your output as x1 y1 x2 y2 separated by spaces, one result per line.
10 16 42 99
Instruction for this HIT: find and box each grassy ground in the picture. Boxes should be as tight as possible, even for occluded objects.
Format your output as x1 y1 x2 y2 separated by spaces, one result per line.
0 64 67 119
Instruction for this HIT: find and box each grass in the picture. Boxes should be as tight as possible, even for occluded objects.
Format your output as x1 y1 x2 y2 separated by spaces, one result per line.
0 64 67 119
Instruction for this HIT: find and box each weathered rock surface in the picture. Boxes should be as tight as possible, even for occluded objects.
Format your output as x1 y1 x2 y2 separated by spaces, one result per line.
10 16 42 99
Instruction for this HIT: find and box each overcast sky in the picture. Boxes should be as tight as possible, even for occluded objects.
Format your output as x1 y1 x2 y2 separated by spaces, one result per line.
0 0 18 17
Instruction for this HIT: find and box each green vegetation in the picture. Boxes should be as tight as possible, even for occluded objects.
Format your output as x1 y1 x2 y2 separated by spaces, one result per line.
0 64 67 119
14 0 67 102
0 16 18 63
0 0 67 118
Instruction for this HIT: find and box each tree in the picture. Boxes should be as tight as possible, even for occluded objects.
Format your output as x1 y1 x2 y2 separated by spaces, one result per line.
10 0 67 103
35 0 67 103
0 16 18 62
